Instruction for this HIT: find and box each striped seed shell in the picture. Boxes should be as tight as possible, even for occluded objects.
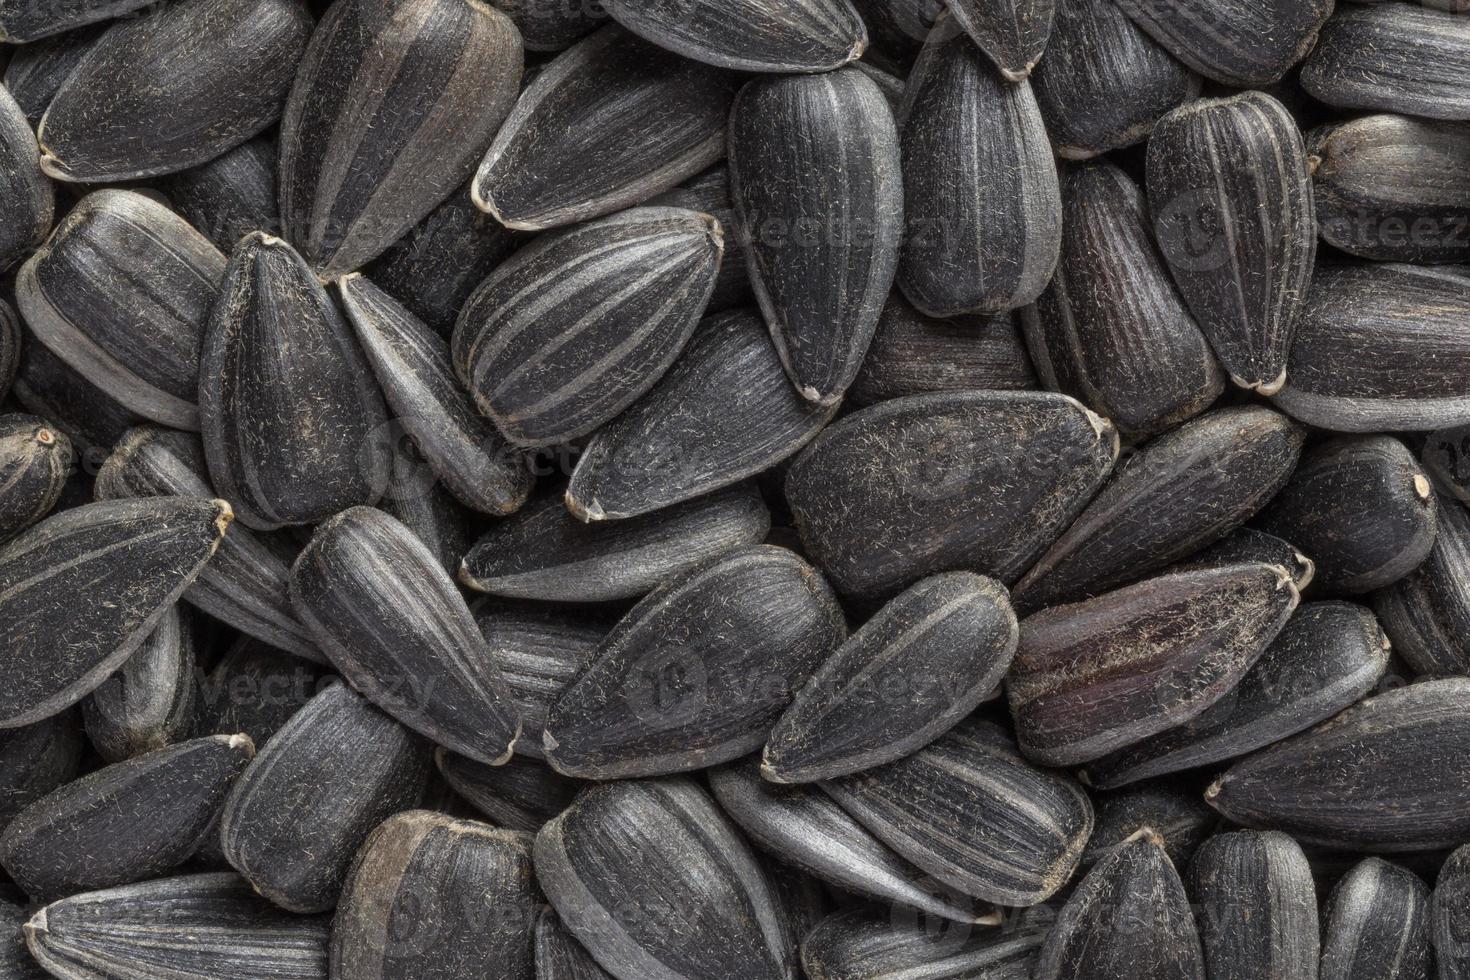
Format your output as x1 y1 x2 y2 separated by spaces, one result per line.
290 507 521 767
2 26 104 125
1374 496 1470 676
16 189 227 431
648 165 752 313
1272 264 1470 432
1147 92 1316 395
330 811 537 980
800 907 1048 980
11 340 141 456
0 713 83 836
1020 159 1225 438
0 0 151 41
0 414 71 544
1112 0 1332 87
1301 4 1470 121
434 750 579 834
1257 435 1439 594
769 866 831 962
36 0 313 182
0 497 230 729
1191 831 1319 980
23 873 331 980
534 778 794 980
0 734 254 899
1173 527 1316 592
604 0 868 73
477 606 601 762
199 233 388 530
543 545 846 779
199 638 325 749
897 26 1060 318
1080 781 1216 870
565 310 838 522
159 137 281 252
536 907 613 980
1435 845 1470 979
785 389 1118 603
81 604 198 763
1320 858 1431 980
472 25 739 231
947 0 1053 81
821 717 1095 906
0 84 52 272
1008 563 1301 767
1208 678 1470 851
489 0 605 51
451 207 723 447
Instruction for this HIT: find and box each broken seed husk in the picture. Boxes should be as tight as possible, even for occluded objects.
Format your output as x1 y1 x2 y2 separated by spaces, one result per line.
1435 845 1470 979
198 637 326 749
159 137 281 252
489 0 605 51
476 606 602 762
648 165 753 313
1080 781 1216 871
2 26 104 125
1113 0 1331 87
1373 495 1470 677
0 414 71 544
947 0 1053 81
434 749 580 834
1301 4 1470 121
604 0 868 73
1320 858 1432 980
0 713 83 837
0 83 52 272
1191 830 1318 980
1172 527 1316 592
800 907 1048 980
81 604 199 763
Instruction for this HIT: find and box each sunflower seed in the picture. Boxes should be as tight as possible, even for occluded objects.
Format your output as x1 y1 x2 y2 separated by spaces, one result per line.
648 166 753 314
489 0 605 51
81 604 199 763
0 84 51 272
1014 406 1305 612
1301 4 1470 121
1172 527 1317 592
331 810 537 980
158 137 280 251
2 25 105 125
945 0 1052 81
898 26 1059 319
1257 435 1440 594
452 207 723 446
534 778 795 980
0 299 18 403
1080 781 1216 870
801 906 1047 980
36 0 312 182
11 340 141 457
822 717 1095 906
198 637 326 749
472 25 739 231
1424 422 1470 505
769 865 831 957
0 713 83 837
1373 495 1470 677
1320 858 1432 980
0 733 253 899
16 189 226 430
616 0 868 73
536 907 614 980
476 606 602 762
0 894 42 980
1021 160 1224 437
199 233 388 530
0 0 152 41
1113 0 1332 87
434 749 579 834
1436 845 1470 979
0 414 71 545
23 872 331 980
374 444 478 578
1191 830 1318 980
1208 678 1470 851
566 310 839 522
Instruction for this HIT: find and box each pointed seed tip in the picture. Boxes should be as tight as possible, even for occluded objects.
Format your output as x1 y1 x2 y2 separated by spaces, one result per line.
213 500 235 536
24 907 46 938
228 732 256 755
1414 474 1433 500
1124 825 1167 849
976 909 1006 926
1205 778 1223 803
34 427 55 446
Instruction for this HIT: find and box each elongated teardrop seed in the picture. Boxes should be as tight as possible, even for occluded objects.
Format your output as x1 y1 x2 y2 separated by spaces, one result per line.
159 137 280 251
476 607 602 762
946 0 1053 81
800 907 1047 980
1191 831 1319 980
1301 4 1470 121
603 0 868 73
1113 0 1332 87
81 604 199 763
0 84 52 271
1080 781 1216 870
1320 858 1432 980
435 750 579 834
1374 496 1470 677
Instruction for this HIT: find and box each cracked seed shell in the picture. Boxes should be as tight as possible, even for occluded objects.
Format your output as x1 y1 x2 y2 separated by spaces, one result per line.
434 750 579 834
1113 0 1332 87
1080 781 1216 871
1301 4 1470 121
1320 858 1432 980
0 414 70 545
81 604 199 763
159 137 281 252
0 83 52 272
1191 830 1319 980
476 606 602 762
1374 495 1470 677
603 0 868 73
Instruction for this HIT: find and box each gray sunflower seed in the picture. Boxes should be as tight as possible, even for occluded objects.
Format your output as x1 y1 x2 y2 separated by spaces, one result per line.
1113 0 1331 87
1148 92 1316 394
1031 0 1200 160
800 907 1048 980
0 84 52 272
476 606 602 762
1191 830 1318 980
0 299 18 402
898 25 1060 318
489 0 605 51
566 310 838 522
648 166 753 314
1014 406 1305 612
0 713 83 837
472 25 739 231
1035 828 1204 980
1009 563 1300 767
536 907 613 980
604 0 867 72
199 233 388 530
1020 160 1225 438
822 717 1095 906
220 682 432 913
1208 678 1470 851
1080 781 1216 870
1080 602 1390 790
769 865 832 959
1257 435 1439 594
785 389 1117 603
1373 495 1470 677
16 189 226 430
451 207 723 446
0 0 149 41
331 810 537 980
435 749 580 834
1320 858 1431 980
81 604 199 763
36 0 312 182
11 340 142 457
1173 527 1317 592
730 68 902 404
279 0 522 278
0 497 231 729
2 26 104 125
159 137 280 252
1435 845 1470 979
0 734 253 899
543 545 846 778
709 757 989 923
199 637 326 749
1301 4 1470 121
534 778 794 980
0 414 71 544
849 0 942 59
763 572 1018 783
23 872 331 980
1272 264 1470 432
947 0 1053 80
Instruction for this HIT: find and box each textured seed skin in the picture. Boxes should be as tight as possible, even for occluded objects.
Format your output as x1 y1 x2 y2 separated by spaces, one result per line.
1272 264 1470 432
1374 496 1470 677
1113 0 1331 87
0 893 43 980
0 414 71 544
648 166 752 314
452 207 723 446
1301 5 1470 121
1258 436 1439 594
1036 829 1204 980
566 310 839 522
1435 845 1470 979
946 0 1052 81
0 714 83 838
11 340 141 456
2 26 105 125
898 27 1060 318
476 607 601 762
1191 831 1318 980
1031 0 1199 159
537 907 614 980
1209 678 1470 851
16 189 226 431
0 0 151 40
373 446 476 577
822 718 1095 906
489 0 605 50
219 683 432 913
1010 563 1300 767
23 872 331 980
434 750 579 834
160 137 281 252
0 300 19 403
534 778 794 980
81 604 198 763
37 0 312 182
199 233 388 530
0 84 52 272
1177 529 1315 593
473 26 740 231
0 497 230 729
199 638 325 749
1080 781 1216 870
330 811 537 980
1021 161 1225 437
800 907 1048 980
0 734 253 900
1015 407 1305 612
730 69 901 404
604 0 867 72
543 546 846 779
1320 858 1432 980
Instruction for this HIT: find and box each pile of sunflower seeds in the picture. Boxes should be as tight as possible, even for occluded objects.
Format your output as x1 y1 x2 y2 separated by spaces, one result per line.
0 0 1468 976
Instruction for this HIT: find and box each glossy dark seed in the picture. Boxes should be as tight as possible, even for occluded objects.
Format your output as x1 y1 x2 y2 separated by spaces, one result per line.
535 907 613 980
0 714 84 837
489 0 605 51
1191 831 1319 980
648 166 752 313
605 0 867 72
2 26 105 125
1173 527 1317 592
1113 0 1332 87
473 25 740 231
0 84 52 271
947 0 1052 80
1320 858 1431 980
0 414 71 544
476 606 601 762
159 137 281 251
81 604 199 763
1301 4 1470 121
434 749 579 834
199 637 325 748
1080 781 1216 870
1435 844 1470 979
36 0 312 182
1374 495 1470 677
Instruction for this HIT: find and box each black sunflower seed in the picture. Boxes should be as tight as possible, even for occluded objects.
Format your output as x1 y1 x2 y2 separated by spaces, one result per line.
434 749 580 834
0 0 149 41
489 0 605 51
1320 858 1432 980
648 165 752 314
603 0 868 73
1435 845 1470 979
1191 830 1319 980
0 892 42 980
1172 527 1317 592
475 606 602 762
535 906 613 980
0 713 84 837
1301 4 1470 121
946 0 1053 81
81 604 199 763
2 25 105 125
158 137 281 252
0 299 19 403
1373 494 1470 677
198 637 326 749
1080 780 1217 871
1112 0 1332 87
0 414 71 545
373 441 478 577
0 84 52 272
11 340 141 457
801 906 1047 980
